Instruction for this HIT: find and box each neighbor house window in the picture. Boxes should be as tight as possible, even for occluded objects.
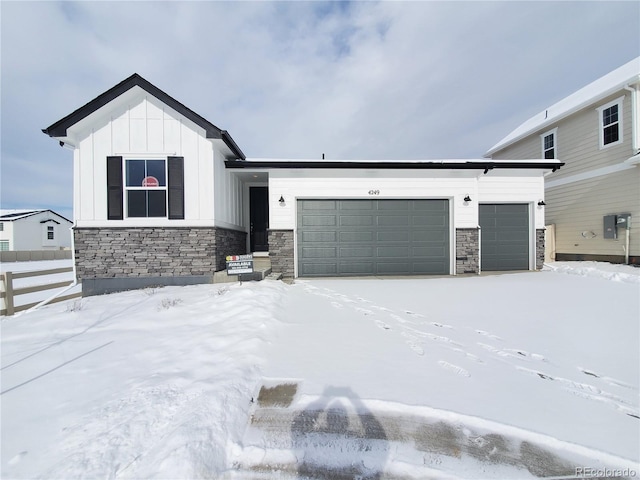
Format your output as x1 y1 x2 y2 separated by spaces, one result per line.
0 222 3 231
597 97 624 148
126 159 167 217
541 128 557 159
47 226 54 240
0 240 8 251
107 156 184 220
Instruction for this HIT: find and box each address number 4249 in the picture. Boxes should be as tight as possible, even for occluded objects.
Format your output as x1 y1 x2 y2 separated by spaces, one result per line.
368 190 380 195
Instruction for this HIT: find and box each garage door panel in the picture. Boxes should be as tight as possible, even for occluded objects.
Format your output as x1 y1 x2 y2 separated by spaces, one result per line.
378 200 410 210
340 215 374 226
301 200 337 211
301 263 338 276
302 215 337 226
376 246 410 257
340 247 374 258
412 230 447 242
300 247 337 259
340 262 375 274
340 200 375 210
377 215 409 226
412 246 448 256
298 199 449 277
377 231 410 242
339 231 374 242
300 231 337 243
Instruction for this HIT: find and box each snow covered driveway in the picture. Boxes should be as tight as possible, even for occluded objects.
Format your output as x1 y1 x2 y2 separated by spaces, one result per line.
1 263 639 478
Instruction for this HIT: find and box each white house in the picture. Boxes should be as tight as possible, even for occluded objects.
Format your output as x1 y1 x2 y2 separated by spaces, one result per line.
43 74 562 293
0 209 72 251
486 57 639 265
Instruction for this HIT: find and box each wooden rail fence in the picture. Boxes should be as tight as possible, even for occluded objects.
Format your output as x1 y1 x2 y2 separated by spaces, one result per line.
1 267 81 316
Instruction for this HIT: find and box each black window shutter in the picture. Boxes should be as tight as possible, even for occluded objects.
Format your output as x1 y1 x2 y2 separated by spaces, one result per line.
167 156 184 219
106 156 123 220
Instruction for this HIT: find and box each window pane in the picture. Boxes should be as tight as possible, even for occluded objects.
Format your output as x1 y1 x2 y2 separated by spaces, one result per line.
128 190 147 217
146 160 166 186
603 105 618 126
544 148 555 159
126 160 146 187
604 124 619 145
544 134 554 149
147 190 167 217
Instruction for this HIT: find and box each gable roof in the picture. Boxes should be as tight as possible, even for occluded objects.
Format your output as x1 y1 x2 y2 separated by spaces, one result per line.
485 57 640 157
42 73 245 160
0 209 72 223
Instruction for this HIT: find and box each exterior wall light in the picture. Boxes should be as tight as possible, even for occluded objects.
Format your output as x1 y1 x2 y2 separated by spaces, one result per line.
279 195 285 205
538 200 546 206
463 195 472 203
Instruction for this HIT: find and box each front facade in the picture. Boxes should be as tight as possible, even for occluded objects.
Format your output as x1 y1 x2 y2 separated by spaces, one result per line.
0 210 72 251
43 74 561 291
486 57 640 265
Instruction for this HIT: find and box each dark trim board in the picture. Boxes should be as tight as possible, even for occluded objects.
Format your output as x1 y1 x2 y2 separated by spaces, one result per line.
225 159 564 171
555 253 640 266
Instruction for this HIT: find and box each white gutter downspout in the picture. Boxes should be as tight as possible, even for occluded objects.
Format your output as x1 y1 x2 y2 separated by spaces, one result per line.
624 82 640 154
19 222 79 316
623 82 638 265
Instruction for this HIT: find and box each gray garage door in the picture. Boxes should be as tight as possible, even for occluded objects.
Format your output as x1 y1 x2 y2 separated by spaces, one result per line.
297 199 449 277
479 204 529 271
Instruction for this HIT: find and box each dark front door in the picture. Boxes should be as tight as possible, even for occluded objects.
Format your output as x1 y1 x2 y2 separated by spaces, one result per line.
250 187 269 252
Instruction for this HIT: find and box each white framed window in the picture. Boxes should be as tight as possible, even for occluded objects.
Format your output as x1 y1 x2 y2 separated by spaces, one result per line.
125 158 167 218
597 96 624 149
0 240 9 251
540 128 558 159
47 226 54 240
0 222 4 231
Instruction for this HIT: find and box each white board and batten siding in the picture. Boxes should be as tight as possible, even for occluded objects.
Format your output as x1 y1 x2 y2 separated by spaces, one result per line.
70 87 243 230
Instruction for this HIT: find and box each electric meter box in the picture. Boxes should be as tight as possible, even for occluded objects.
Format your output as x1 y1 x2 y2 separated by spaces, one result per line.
603 213 631 239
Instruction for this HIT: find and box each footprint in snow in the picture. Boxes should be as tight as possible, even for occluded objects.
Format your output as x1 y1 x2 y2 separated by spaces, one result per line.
438 361 470 377
356 307 374 316
431 322 453 329
375 320 391 330
405 310 424 318
476 330 503 341
8 451 28 466
330 302 344 309
406 341 424 355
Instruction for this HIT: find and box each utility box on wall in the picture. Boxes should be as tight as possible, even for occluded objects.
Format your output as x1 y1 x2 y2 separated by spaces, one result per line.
603 213 632 239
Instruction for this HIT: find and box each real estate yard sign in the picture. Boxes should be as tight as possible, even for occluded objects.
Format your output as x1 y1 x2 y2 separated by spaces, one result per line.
226 254 254 275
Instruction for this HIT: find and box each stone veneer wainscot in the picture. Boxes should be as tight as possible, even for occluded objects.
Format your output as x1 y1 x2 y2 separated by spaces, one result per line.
73 227 246 279
456 228 480 274
268 229 294 278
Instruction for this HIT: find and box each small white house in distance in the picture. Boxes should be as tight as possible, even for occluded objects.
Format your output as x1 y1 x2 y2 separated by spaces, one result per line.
486 57 639 265
43 74 563 294
0 209 72 251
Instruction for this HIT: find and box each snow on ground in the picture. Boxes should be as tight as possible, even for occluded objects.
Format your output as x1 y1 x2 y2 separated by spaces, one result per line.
1 262 639 478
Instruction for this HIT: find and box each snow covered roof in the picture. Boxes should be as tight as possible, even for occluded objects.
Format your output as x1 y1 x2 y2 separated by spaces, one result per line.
0 209 72 223
485 57 640 157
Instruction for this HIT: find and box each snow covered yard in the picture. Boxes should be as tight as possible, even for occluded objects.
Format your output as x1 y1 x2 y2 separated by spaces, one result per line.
1 262 639 478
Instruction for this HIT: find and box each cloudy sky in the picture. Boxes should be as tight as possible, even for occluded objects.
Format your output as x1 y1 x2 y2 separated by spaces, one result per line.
1 1 639 221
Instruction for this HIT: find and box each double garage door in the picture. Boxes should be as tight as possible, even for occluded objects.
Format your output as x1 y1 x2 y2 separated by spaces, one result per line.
297 199 449 277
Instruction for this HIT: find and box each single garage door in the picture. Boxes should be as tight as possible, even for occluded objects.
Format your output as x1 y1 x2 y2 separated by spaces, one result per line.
297 199 449 277
479 204 529 271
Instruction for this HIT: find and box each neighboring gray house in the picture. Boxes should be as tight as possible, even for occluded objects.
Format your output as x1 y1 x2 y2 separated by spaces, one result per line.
486 57 640 265
0 209 72 251
43 74 561 293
